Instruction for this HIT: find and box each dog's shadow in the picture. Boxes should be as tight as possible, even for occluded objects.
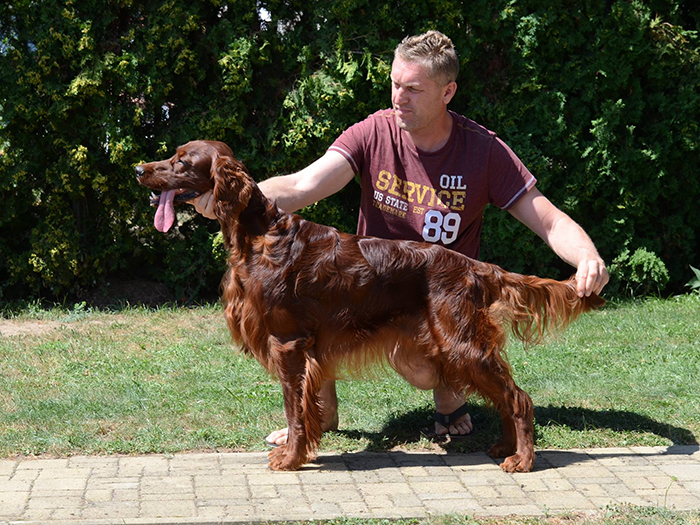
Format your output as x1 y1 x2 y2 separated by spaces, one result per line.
317 404 698 471
334 403 698 454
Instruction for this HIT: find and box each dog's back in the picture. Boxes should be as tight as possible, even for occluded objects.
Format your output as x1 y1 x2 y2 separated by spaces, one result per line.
224 210 602 372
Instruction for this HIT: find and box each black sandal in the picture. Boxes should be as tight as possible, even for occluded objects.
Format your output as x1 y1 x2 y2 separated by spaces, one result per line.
422 403 474 439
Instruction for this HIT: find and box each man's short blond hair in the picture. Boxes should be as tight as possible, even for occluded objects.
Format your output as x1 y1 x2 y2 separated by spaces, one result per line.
394 30 459 86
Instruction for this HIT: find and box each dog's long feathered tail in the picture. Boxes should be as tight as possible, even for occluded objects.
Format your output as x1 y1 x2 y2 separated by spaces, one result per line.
489 273 605 346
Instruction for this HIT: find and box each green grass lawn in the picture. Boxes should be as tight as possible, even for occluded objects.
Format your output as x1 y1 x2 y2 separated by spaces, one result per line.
0 294 698 458
314 506 700 525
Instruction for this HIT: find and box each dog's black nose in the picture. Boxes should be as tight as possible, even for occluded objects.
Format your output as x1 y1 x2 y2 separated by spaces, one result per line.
135 165 145 178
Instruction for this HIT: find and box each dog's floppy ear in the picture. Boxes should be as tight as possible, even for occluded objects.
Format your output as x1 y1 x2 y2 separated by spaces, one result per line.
211 155 254 220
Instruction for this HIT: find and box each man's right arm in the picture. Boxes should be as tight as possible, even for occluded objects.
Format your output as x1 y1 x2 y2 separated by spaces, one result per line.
192 150 356 218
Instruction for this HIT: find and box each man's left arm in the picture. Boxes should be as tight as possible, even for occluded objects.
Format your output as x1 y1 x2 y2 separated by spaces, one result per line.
508 188 609 297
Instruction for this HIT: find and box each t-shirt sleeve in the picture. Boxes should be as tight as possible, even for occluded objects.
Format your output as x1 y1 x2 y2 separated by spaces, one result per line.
327 118 370 176
488 136 537 210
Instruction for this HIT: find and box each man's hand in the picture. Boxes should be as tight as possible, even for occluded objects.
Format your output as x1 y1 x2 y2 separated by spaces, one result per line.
575 257 609 297
191 191 217 220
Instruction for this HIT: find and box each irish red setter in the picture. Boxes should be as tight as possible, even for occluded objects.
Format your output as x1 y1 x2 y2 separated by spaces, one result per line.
136 140 604 472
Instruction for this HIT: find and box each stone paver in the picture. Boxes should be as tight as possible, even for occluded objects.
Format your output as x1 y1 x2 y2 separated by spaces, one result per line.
0 446 698 523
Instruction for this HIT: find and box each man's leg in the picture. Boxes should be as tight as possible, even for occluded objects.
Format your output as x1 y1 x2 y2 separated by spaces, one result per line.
264 378 472 445
392 358 472 436
265 379 339 446
390 356 473 437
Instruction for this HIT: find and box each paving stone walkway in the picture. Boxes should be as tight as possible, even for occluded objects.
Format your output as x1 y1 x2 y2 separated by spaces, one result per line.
1 445 699 523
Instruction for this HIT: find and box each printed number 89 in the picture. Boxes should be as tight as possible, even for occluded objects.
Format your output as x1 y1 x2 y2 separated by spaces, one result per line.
422 210 460 245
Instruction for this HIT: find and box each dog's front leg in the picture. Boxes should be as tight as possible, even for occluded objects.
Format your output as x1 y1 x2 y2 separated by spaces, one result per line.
268 336 318 471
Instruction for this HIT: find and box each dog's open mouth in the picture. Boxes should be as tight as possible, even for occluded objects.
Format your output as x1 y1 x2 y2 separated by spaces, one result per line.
149 189 201 233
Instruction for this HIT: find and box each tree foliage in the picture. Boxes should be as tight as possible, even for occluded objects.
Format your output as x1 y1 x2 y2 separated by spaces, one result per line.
1 0 698 302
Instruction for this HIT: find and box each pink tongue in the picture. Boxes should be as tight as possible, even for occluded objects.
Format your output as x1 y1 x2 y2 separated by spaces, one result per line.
154 190 176 233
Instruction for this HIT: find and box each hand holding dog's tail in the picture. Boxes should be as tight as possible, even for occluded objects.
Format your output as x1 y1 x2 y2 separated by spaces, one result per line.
492 274 605 345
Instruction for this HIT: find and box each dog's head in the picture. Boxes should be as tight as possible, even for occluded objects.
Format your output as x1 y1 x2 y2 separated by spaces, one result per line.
136 140 249 232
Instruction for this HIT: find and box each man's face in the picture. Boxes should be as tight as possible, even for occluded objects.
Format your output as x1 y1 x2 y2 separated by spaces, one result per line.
390 57 456 133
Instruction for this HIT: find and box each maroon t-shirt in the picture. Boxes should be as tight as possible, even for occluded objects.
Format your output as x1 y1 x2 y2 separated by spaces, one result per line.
328 109 536 259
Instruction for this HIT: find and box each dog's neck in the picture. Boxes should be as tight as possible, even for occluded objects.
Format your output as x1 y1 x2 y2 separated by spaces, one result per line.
236 190 280 237
216 178 281 254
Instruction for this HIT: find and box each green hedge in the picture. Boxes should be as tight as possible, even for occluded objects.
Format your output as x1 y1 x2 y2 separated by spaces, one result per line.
1 0 698 302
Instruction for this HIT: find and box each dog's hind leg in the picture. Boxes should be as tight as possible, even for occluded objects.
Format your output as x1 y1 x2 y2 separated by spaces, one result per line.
468 355 535 473
489 383 534 472
443 315 535 473
268 335 320 471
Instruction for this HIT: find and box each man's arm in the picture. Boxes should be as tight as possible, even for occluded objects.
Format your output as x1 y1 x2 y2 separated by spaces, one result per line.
258 151 356 212
192 150 356 218
508 188 609 297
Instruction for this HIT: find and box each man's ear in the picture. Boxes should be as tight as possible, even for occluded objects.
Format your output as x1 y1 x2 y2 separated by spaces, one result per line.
443 81 457 105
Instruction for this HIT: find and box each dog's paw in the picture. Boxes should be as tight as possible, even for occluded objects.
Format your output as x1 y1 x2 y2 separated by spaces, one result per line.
268 445 305 471
499 453 534 473
268 446 290 470
488 441 516 459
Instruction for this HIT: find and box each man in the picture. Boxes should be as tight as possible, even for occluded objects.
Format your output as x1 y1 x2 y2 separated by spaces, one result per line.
193 31 609 446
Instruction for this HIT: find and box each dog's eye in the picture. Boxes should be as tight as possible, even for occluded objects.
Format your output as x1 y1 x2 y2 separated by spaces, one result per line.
177 159 191 167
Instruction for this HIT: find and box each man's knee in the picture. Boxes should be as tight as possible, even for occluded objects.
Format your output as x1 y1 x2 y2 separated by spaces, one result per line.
393 361 440 390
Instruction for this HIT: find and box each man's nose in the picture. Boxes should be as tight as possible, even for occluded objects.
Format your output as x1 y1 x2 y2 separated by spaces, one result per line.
393 87 407 104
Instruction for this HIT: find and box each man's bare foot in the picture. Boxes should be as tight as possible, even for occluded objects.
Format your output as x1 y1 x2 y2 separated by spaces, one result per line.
265 427 289 447
265 411 339 447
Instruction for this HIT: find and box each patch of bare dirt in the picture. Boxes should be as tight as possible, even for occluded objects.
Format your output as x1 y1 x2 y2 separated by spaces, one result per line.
0 315 132 338
0 320 62 337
